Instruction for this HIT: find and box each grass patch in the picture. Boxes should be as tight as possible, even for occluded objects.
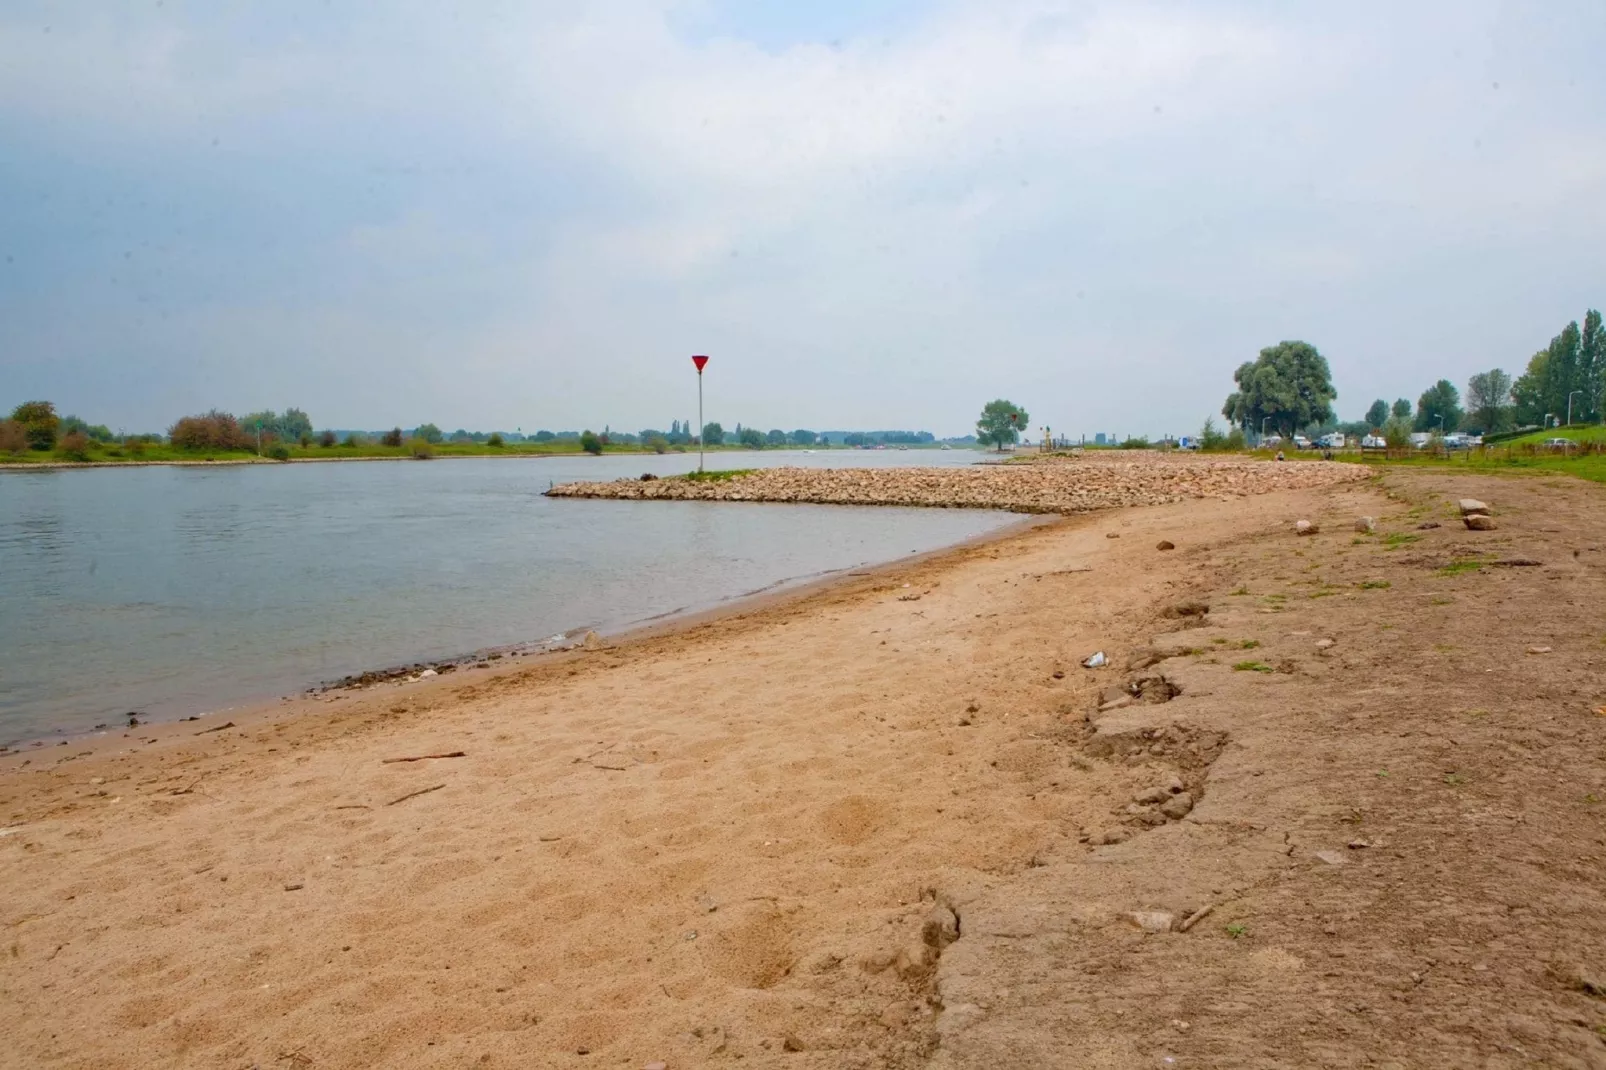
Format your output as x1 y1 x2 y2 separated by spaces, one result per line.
1436 558 1485 576
681 468 757 482
1443 772 1467 786
1233 660 1274 673
1430 596 1455 605
1225 923 1248 938
1237 639 1261 649
1229 586 1250 596
1358 579 1391 590
1382 532 1421 548
1261 593 1287 603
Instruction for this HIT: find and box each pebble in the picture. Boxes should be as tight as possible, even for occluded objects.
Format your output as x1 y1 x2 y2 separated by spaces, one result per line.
1313 850 1348 866
1128 910 1175 933
1160 792 1195 820
1156 540 1175 551
880 1001 918 1028
1463 514 1496 531
1315 638 1335 650
1527 646 1553 655
284 882 304 892
1354 516 1375 533
418 668 438 678
1295 519 1318 536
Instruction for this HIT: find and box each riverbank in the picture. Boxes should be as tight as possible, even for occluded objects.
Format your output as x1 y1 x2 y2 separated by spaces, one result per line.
547 451 1370 513
0 443 872 470
4 470 1604 1068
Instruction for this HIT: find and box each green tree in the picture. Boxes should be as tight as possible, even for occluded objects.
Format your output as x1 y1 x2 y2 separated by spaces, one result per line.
381 427 404 447
1199 416 1227 451
414 423 443 444
843 432 867 447
487 432 505 447
11 401 60 451
1382 416 1412 449
1364 400 1389 429
579 430 603 455
1220 341 1336 438
647 434 668 454
1414 380 1462 433
1581 309 1604 422
534 430 555 442
976 399 1029 450
1544 320 1582 422
0 420 26 454
1465 369 1513 433
319 429 337 447
701 422 724 446
766 428 787 446
739 427 765 448
280 408 312 440
789 429 817 446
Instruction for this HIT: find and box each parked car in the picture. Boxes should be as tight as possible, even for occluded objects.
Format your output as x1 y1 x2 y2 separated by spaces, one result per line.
1409 432 1432 448
1360 434 1387 449
1262 434 1284 448
1292 434 1311 450
1542 437 1576 450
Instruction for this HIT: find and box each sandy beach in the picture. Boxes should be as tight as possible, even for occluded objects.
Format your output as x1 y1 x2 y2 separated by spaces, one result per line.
4 467 1606 1068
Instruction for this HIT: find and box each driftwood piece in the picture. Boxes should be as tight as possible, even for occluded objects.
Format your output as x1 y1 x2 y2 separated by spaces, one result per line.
381 751 466 764
385 783 445 806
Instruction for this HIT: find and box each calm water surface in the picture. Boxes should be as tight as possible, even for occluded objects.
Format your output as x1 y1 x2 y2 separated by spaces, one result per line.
0 451 1012 742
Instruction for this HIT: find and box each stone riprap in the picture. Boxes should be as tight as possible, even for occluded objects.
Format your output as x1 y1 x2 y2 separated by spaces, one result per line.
544 452 1370 514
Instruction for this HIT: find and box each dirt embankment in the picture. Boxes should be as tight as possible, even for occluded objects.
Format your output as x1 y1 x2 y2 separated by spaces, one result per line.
2 471 1605 1069
545 452 1369 514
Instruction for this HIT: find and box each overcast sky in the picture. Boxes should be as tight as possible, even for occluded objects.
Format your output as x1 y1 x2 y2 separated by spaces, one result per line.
2 1 1603 437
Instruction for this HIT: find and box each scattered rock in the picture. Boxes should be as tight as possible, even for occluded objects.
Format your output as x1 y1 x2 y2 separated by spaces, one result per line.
880 1001 918 1028
1128 910 1175 934
1464 514 1496 531
1156 540 1175 551
1354 516 1376 533
284 882 304 892
418 668 438 679
1527 645 1553 655
640 473 659 482
782 1034 805 1053
1135 776 1184 804
860 950 897 974
1051 670 1065 680
1315 638 1335 650
1295 520 1318 536
921 904 960 950
1417 521 1441 529
1160 792 1195 820
1089 828 1130 846
1347 839 1371 849
1106 532 1120 539
895 941 935 979
1166 600 1210 618
1458 498 1490 515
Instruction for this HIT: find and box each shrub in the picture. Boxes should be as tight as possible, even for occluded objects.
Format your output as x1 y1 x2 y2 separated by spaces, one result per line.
169 410 251 451
1200 417 1227 451
298 432 312 448
579 430 603 455
11 401 60 450
408 438 435 459
319 430 337 448
123 436 147 456
1224 428 1246 450
267 443 291 461
342 434 361 447
1120 436 1151 449
0 419 25 454
1383 416 1412 450
381 427 404 447
57 431 92 461
487 432 504 448
648 434 668 454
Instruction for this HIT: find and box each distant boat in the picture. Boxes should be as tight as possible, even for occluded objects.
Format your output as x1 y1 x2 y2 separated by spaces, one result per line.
940 444 951 450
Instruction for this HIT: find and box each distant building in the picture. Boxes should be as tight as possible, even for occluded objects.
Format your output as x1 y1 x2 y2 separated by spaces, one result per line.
1094 433 1106 445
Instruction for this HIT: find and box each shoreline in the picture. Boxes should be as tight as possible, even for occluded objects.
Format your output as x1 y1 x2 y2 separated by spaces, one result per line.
0 511 1049 763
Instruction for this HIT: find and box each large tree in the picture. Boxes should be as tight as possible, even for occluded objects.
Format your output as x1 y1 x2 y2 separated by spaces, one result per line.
1391 398 1412 420
1580 309 1604 423
1544 320 1582 422
701 421 724 446
1220 341 1337 438
11 400 60 451
976 399 1029 450
1364 399 1389 430
1465 369 1513 434
1414 380 1463 433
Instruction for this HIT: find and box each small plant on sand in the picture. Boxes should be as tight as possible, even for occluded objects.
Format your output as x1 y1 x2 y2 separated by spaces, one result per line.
1436 559 1485 576
1237 639 1260 649
1358 579 1391 590
1383 532 1421 549
1443 772 1467 786
1225 923 1248 938
1233 660 1273 673
1229 586 1250 596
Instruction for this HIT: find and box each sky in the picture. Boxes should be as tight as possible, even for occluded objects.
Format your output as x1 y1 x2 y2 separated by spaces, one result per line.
2 1 1604 438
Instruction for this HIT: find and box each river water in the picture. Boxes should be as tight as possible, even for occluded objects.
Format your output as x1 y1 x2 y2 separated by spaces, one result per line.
0 451 1014 743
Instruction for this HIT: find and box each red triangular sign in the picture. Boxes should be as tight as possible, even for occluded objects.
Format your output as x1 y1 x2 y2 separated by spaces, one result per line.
692 355 709 373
